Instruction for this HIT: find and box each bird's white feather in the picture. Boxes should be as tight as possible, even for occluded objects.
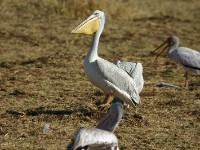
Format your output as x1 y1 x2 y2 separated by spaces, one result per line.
72 128 118 150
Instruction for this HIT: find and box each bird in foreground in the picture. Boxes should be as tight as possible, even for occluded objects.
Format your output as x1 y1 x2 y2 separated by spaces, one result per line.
66 97 124 150
153 35 200 88
71 10 142 107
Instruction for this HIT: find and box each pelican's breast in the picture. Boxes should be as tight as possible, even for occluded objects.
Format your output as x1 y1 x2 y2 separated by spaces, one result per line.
83 57 113 92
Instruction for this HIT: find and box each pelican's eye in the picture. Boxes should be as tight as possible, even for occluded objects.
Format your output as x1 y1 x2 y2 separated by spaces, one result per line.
93 13 99 17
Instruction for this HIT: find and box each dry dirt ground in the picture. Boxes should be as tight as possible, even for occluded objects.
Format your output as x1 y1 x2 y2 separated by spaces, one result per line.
0 0 200 149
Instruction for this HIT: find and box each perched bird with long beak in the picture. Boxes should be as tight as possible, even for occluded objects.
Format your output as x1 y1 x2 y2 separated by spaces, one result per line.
153 35 200 88
66 97 124 150
71 10 143 107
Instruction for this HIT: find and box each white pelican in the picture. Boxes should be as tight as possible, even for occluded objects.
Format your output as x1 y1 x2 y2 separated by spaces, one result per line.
153 35 200 88
66 98 124 150
71 10 141 107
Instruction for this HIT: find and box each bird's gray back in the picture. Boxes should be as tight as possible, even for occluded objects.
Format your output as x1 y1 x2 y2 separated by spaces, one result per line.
169 47 200 73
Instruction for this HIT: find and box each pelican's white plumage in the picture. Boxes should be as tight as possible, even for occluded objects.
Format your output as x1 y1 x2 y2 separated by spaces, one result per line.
66 98 124 150
72 10 141 107
68 127 119 150
153 35 200 88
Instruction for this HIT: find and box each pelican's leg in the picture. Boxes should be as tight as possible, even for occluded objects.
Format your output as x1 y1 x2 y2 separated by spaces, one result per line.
101 94 113 105
135 107 138 114
184 72 189 89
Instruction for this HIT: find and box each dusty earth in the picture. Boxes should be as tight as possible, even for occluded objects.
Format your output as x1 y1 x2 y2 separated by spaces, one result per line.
0 0 200 149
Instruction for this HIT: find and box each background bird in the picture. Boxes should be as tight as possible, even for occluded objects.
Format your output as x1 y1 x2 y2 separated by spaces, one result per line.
71 10 143 107
153 35 200 88
66 97 124 150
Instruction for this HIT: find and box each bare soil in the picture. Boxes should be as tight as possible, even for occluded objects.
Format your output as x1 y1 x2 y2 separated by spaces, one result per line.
0 0 200 149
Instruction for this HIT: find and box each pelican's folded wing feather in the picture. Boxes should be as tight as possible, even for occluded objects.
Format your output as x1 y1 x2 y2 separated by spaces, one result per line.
115 60 137 77
96 58 140 105
116 61 144 93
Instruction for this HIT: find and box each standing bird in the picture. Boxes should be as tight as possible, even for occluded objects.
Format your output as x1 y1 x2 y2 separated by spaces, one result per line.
66 98 124 150
153 35 200 88
71 10 142 107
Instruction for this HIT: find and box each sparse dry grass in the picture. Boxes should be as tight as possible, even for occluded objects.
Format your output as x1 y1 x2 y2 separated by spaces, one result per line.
0 0 200 150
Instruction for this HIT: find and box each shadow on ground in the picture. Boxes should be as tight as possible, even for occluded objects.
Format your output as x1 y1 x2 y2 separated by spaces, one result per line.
5 105 97 117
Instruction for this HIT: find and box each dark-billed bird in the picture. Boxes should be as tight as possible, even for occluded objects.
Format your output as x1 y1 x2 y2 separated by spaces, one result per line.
153 35 200 88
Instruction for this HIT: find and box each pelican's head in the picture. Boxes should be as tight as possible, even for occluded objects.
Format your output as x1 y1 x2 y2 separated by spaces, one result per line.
71 10 105 34
152 35 179 62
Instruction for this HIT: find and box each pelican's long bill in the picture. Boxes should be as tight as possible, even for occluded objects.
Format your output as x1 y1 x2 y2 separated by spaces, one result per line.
153 40 169 62
71 14 100 34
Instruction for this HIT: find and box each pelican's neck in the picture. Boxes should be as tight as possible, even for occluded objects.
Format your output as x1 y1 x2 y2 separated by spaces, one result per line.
86 19 104 62
87 32 100 60
96 98 124 132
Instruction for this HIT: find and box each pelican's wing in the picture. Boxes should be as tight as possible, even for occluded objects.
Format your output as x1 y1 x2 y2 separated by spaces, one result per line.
115 60 137 77
96 58 139 105
116 61 144 93
67 127 118 150
173 47 200 73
